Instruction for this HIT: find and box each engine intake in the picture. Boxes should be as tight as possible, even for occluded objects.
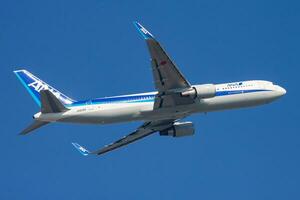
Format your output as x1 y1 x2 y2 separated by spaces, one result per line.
160 122 195 137
181 84 216 99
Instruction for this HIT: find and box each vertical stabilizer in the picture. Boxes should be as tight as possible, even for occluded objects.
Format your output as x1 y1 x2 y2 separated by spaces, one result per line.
14 69 75 107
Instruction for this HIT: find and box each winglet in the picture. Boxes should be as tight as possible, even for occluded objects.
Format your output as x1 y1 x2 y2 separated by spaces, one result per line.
133 21 154 39
72 143 90 156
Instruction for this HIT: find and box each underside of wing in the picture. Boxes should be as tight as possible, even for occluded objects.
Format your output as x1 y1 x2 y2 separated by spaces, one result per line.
134 22 195 109
91 128 155 155
148 40 191 92
134 22 191 92
72 120 175 156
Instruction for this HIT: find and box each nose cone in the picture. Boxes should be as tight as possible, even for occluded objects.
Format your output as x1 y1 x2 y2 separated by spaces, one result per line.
275 85 286 97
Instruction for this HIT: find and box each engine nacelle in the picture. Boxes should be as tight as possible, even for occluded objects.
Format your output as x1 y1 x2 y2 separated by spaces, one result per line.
160 122 195 137
181 84 216 99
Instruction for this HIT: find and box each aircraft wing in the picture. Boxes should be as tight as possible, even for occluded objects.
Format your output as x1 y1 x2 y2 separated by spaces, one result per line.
134 22 191 92
72 120 174 156
134 22 194 108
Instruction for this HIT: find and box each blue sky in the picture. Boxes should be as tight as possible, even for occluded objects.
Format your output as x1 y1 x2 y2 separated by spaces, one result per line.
1 0 299 199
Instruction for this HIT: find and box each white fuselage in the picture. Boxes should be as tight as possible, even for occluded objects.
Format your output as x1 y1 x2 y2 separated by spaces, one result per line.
34 80 286 124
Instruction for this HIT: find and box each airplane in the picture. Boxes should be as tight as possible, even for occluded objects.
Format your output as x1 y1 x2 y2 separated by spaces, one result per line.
14 22 286 156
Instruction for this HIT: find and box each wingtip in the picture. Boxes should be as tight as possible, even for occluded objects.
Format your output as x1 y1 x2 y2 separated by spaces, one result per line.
13 69 26 74
72 142 90 156
132 21 139 26
133 21 154 39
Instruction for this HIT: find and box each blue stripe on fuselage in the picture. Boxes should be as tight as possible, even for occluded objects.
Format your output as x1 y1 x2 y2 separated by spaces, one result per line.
68 94 156 107
215 89 270 96
67 89 271 107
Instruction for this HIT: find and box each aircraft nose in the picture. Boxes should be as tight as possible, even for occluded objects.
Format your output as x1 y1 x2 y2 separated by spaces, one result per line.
275 85 286 96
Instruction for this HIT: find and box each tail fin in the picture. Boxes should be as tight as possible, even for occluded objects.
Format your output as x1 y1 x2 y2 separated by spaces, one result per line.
14 69 75 107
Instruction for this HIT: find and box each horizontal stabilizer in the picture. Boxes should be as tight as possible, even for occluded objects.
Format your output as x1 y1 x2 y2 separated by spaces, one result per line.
20 120 49 135
40 90 69 113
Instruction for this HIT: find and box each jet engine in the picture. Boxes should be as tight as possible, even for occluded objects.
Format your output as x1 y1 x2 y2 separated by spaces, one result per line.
181 84 216 99
160 122 195 137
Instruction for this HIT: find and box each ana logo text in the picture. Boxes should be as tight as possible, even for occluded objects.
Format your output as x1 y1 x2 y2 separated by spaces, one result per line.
227 82 243 87
140 26 153 37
